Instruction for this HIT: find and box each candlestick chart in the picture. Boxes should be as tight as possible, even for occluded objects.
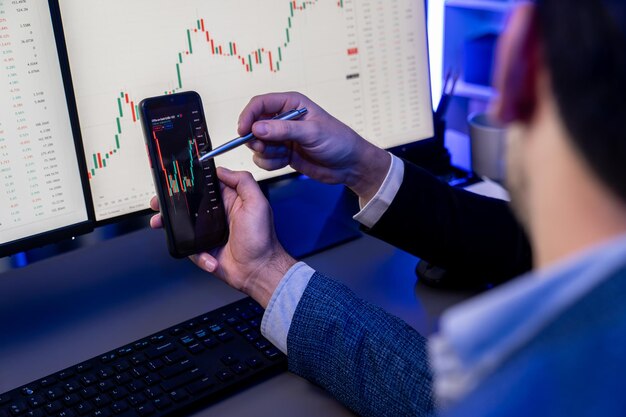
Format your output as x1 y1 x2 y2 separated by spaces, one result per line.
58 0 433 220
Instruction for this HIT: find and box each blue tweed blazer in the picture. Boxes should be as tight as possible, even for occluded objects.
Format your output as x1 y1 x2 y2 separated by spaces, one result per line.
287 268 626 416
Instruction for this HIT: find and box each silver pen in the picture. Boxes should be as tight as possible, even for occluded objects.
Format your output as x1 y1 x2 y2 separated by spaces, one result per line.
199 108 308 161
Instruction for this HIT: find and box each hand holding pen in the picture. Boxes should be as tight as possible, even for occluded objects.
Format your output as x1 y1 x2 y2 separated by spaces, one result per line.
200 108 308 161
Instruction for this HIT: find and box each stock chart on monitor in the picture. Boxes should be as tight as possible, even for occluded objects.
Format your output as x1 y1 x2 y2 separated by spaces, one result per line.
57 0 433 221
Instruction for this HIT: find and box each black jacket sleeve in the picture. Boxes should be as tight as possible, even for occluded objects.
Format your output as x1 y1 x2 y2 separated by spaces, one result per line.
364 159 533 285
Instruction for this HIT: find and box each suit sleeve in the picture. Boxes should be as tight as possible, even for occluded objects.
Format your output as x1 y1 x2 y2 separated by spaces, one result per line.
365 160 533 285
287 272 436 417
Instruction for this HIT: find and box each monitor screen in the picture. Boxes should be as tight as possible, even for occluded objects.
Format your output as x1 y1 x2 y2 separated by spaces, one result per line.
0 1 91 256
56 0 434 221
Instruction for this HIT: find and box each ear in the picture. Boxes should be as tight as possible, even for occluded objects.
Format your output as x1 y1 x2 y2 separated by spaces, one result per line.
491 3 542 124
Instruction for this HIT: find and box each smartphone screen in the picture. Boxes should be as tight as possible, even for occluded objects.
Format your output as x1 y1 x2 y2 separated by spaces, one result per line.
140 92 228 258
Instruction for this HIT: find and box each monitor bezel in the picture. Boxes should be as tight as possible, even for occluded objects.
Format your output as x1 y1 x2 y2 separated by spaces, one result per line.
0 1 97 258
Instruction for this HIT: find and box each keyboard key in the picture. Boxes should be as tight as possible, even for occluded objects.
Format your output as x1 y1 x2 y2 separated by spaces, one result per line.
58 370 75 380
249 319 261 329
143 374 161 386
20 387 35 397
152 396 172 410
127 393 147 406
44 400 63 413
129 354 146 366
27 394 45 408
235 324 251 334
179 336 195 346
208 324 223 334
116 347 133 357
225 316 241 326
263 347 281 361
38 377 56 388
246 356 264 369
169 327 184 336
168 389 188 403
110 387 129 400
215 369 234 383
232 363 248 375
220 354 239 366
194 329 208 339
111 401 129 413
99 354 117 364
159 359 193 379
79 387 98 399
133 341 149 351
144 388 163 399
96 380 115 392
244 331 260 343
62 393 80 406
162 351 185 365
8 401 28 415
75 363 92 374
147 360 164 372
45 387 64 400
186 377 214 395
160 368 203 392
187 343 205 354
113 373 131 386
126 381 146 393
97 368 114 380
63 380 81 393
131 367 148 378
79 374 97 386
216 331 234 342
149 335 166 344
145 343 175 359
92 394 111 408
74 401 93 415
91 411 111 417
203 337 219 349
25 410 45 417
137 403 155 416
114 361 130 373
185 321 198 330
254 340 270 351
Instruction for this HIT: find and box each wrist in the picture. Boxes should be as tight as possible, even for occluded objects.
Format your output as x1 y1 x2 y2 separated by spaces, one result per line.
244 249 297 308
346 145 391 204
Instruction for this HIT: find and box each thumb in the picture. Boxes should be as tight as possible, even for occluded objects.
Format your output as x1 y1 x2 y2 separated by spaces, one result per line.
216 167 264 203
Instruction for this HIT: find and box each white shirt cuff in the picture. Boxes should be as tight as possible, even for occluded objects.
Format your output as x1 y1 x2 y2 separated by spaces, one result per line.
260 261 316 355
353 153 405 229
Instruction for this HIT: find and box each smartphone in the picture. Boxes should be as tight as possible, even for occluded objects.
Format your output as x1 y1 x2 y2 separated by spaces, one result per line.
140 91 228 258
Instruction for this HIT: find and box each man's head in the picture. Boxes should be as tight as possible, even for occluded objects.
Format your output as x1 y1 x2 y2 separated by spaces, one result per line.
492 0 626 266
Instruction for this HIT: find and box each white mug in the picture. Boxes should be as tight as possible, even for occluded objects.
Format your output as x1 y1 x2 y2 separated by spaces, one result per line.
468 112 507 182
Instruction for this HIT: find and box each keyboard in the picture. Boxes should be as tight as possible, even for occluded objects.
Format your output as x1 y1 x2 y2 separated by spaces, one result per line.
0 297 287 417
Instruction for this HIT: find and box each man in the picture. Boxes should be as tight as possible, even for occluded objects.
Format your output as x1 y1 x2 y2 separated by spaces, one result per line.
151 0 626 415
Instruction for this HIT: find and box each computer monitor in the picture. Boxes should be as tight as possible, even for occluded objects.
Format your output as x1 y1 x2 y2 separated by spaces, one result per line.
53 0 434 222
0 1 93 258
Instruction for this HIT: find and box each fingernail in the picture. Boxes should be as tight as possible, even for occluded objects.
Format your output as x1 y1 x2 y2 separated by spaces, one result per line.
204 259 217 271
219 166 233 174
254 122 269 137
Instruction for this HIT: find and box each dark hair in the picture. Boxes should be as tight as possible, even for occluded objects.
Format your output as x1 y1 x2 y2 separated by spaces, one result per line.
536 0 626 202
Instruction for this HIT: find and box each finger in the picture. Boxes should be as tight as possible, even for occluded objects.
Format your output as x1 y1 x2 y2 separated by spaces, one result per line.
256 143 291 160
150 214 163 229
189 252 219 273
149 196 159 211
238 92 308 136
216 167 265 203
251 119 321 145
252 154 290 172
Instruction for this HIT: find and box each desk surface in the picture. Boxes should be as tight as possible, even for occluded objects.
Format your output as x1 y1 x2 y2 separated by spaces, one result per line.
0 227 473 416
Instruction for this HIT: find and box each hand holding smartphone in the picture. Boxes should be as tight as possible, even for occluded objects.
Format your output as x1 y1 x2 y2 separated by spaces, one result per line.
140 91 228 258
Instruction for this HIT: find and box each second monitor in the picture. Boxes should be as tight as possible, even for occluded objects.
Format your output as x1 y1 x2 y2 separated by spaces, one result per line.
55 0 434 221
